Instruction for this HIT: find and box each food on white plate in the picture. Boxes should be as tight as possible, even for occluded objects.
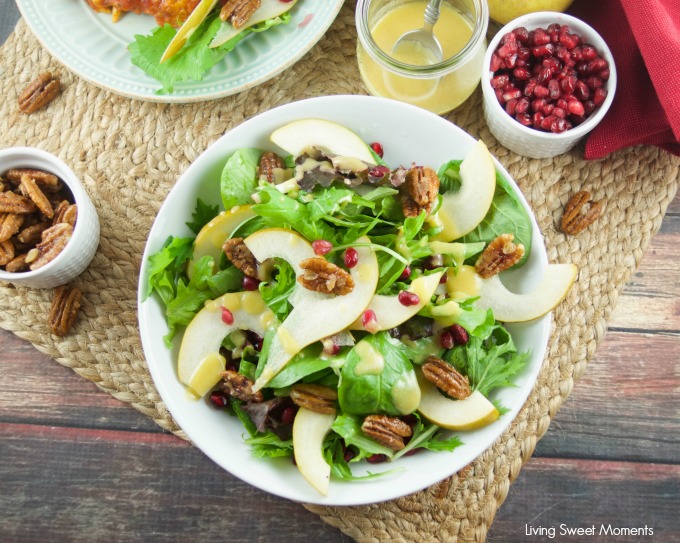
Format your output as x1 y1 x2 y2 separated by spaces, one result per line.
144 118 577 495
85 0 298 93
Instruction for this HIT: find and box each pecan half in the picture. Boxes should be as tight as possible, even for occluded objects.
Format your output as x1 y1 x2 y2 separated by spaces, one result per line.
298 257 355 295
361 414 413 451
18 72 61 115
258 151 286 183
223 237 258 278
560 190 603 235
400 166 440 218
290 383 337 415
422 355 471 400
218 370 264 403
6 169 61 191
48 285 82 336
62 204 78 227
475 233 525 278
0 213 25 242
0 191 37 214
20 174 54 219
0 240 14 266
5 253 30 273
220 0 261 29
29 223 73 271
17 221 50 245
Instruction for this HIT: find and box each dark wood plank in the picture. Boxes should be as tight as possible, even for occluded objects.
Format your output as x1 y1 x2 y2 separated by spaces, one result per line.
488 457 680 542
0 422 348 543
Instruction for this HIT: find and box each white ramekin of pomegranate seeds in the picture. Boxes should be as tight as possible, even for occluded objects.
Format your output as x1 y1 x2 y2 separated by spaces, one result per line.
481 12 616 159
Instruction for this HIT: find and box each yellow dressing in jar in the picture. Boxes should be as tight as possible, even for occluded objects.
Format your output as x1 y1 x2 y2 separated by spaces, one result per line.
356 0 488 114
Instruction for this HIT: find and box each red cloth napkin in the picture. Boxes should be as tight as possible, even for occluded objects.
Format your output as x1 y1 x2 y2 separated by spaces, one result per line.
569 0 680 159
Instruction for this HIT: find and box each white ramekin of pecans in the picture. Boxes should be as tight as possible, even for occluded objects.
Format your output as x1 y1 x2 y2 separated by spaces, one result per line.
481 11 616 158
0 147 99 289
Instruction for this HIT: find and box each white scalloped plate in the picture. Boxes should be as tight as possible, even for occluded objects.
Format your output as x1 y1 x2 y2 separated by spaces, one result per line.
15 0 343 103
138 95 552 505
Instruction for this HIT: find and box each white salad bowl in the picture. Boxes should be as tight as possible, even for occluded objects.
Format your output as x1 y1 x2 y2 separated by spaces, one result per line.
138 95 552 505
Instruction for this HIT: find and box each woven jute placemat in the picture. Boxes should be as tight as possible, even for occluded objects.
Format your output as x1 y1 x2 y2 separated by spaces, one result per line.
1 3 678 541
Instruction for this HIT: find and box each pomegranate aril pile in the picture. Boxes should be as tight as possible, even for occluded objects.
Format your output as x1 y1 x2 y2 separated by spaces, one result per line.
490 24 609 134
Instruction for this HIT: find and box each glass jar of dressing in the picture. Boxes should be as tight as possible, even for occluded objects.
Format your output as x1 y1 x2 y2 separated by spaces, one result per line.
356 0 489 115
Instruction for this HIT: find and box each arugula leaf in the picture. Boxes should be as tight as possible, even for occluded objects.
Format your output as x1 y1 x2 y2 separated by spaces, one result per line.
258 259 296 321
128 14 291 93
307 186 355 222
245 432 294 458
220 148 263 209
392 413 463 460
445 324 529 396
186 198 219 234
143 236 194 302
323 434 400 481
437 160 463 193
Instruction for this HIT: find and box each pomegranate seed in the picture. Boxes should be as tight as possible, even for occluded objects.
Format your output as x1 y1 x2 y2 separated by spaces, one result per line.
581 44 597 60
439 330 455 350
209 391 228 409
551 118 571 133
403 448 422 457
281 406 297 425
576 61 589 75
398 291 420 307
532 112 545 128
548 79 561 99
312 239 333 255
560 75 577 94
593 88 608 107
532 44 554 57
366 454 388 464
490 53 502 72
502 54 518 69
242 276 261 291
491 74 509 89
399 266 412 280
515 97 530 114
533 85 549 98
322 336 341 355
570 114 585 126
523 79 537 97
515 58 527 68
547 23 560 34
540 114 558 131
531 98 547 112
556 46 571 64
502 88 522 101
250 333 264 351
370 142 384 158
586 76 603 90
512 26 530 43
505 98 518 115
559 33 579 50
587 58 608 74
369 165 391 180
599 68 611 81
543 57 560 70
494 88 505 104
439 273 448 284
516 112 532 126
575 80 590 100
542 103 555 115
557 97 569 110
344 247 359 268
497 41 518 59
449 324 469 345
533 28 550 45
567 98 585 116
571 46 583 61
518 47 531 61
362 310 379 333
513 67 531 81
537 67 553 84
583 100 596 115
552 107 566 118
343 447 356 463
221 307 234 325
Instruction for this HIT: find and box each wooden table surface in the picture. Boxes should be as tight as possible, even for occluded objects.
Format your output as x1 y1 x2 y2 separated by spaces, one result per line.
1 3 679 542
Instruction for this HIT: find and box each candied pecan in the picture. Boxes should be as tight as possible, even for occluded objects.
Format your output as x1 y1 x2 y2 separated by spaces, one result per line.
258 151 286 183
297 257 355 295
52 200 70 225
422 355 471 400
29 223 73 271
17 221 50 245
18 72 61 115
62 204 78 227
290 383 338 415
400 192 422 218
0 191 37 214
48 285 82 336
560 190 603 235
5 253 30 273
475 234 525 278
0 240 15 266
0 178 6 192
406 166 440 207
223 237 258 277
20 174 54 219
218 370 264 403
220 0 261 28
361 414 413 451
6 168 61 191
0 213 25 242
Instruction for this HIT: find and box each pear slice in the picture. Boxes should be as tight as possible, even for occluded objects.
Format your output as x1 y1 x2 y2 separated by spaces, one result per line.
293 408 335 496
244 229 379 390
433 139 497 242
178 291 275 398
270 119 375 163
349 271 443 332
188 204 256 278
417 372 499 431
210 0 298 48
161 0 219 62
476 263 578 322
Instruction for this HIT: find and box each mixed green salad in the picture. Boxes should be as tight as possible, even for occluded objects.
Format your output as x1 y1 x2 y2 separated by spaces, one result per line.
143 120 540 495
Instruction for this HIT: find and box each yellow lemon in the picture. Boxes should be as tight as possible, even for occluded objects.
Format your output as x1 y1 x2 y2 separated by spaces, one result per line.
488 0 574 25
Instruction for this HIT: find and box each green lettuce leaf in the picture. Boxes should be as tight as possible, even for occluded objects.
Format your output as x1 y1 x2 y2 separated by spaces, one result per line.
186 198 219 234
143 236 194 302
220 148 263 209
